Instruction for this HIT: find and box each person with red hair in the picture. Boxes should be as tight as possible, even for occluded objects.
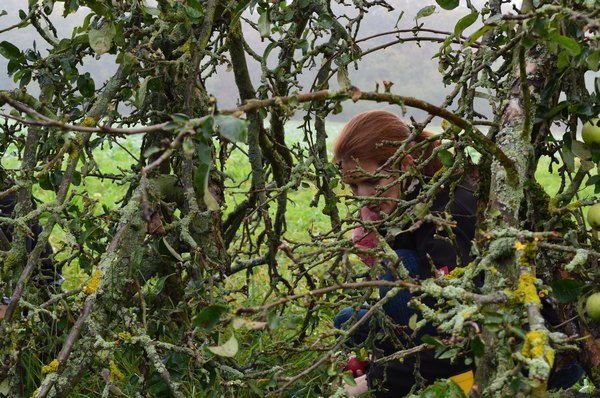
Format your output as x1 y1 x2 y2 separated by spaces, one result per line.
332 110 477 396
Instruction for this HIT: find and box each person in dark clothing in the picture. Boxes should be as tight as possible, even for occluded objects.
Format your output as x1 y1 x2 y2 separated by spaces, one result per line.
332 110 476 396
0 188 60 316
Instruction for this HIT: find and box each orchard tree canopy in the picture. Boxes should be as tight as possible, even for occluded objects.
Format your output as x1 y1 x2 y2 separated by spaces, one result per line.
0 0 599 397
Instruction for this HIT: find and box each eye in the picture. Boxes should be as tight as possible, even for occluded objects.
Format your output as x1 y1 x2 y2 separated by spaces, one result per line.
349 183 357 192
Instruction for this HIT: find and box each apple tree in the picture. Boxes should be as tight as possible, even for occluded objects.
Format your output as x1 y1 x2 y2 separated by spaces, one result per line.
0 0 599 397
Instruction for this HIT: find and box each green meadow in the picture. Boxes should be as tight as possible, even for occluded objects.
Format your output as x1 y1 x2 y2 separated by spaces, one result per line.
2 123 596 290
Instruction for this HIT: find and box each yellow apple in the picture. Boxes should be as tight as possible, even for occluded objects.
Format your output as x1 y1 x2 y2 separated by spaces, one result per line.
586 292 600 322
588 203 600 230
582 118 600 146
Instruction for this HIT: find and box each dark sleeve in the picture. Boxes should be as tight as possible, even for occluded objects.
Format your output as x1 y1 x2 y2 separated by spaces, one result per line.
1 192 58 283
397 186 477 279
0 193 17 247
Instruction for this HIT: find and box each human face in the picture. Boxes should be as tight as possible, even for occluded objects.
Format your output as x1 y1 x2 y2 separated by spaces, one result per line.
341 158 401 216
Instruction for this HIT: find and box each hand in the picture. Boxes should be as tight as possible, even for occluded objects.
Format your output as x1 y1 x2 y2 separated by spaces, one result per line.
343 374 368 397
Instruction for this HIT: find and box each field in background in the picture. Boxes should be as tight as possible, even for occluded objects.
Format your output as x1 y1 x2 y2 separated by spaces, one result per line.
2 123 596 291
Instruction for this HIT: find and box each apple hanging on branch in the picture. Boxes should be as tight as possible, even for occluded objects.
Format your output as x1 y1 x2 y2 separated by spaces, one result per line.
582 118 600 147
586 292 600 322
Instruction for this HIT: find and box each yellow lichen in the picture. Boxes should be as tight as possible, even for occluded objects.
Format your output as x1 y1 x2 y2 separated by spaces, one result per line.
81 116 97 127
522 330 547 358
513 272 541 304
41 359 59 374
514 241 527 251
545 348 555 367
83 270 102 295
446 266 466 280
109 360 125 382
117 331 132 341
516 240 538 267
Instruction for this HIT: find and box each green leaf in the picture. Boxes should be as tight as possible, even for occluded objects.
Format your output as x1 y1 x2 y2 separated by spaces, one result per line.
140 4 160 16
557 50 570 69
471 335 485 358
0 379 10 396
408 314 418 330
77 74 95 98
213 115 247 143
571 140 591 160
437 149 454 167
435 0 459 10
586 175 600 187
135 77 149 109
88 23 115 55
194 304 228 329
551 279 584 304
19 69 31 88
454 12 478 37
522 36 536 49
258 11 270 38
232 317 267 330
342 371 356 386
437 348 459 360
562 145 575 172
194 162 210 193
288 95 298 107
421 379 466 398
162 237 183 261
421 334 444 347
318 14 333 29
0 41 21 60
143 146 161 158
204 189 220 211
208 334 238 357
587 50 599 72
549 34 581 56
185 0 204 19
464 25 492 47
71 170 82 186
336 65 351 89
416 5 436 20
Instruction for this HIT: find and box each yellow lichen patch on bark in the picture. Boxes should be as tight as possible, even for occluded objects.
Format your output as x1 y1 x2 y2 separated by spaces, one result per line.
522 330 547 358
118 331 132 341
41 359 59 374
513 272 541 304
83 270 102 295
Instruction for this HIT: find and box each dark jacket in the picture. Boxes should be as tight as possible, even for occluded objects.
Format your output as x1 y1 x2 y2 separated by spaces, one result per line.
0 191 58 287
368 183 477 397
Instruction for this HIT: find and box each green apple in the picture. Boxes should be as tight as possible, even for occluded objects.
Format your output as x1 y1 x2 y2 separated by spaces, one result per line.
586 292 600 322
588 203 600 230
582 118 600 146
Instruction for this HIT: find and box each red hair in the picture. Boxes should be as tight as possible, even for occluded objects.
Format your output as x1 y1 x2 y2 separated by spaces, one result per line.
333 110 442 177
